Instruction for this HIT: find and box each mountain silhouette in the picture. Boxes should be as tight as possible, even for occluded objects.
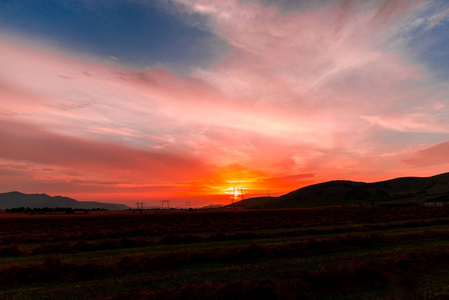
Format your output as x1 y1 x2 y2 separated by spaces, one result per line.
0 192 129 210
231 172 449 209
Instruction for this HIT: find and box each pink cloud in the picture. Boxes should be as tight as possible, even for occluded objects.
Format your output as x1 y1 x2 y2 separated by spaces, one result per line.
0 119 210 186
402 141 449 167
186 0 423 98
363 113 449 133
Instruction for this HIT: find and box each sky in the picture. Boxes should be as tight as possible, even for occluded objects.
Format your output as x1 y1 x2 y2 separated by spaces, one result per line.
1 0 449 207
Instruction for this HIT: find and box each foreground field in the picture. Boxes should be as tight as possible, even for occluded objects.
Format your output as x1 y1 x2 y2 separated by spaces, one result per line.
1 207 449 299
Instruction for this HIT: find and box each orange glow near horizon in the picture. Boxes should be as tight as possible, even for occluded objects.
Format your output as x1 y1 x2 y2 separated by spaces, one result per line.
2 1 449 208
222 186 245 202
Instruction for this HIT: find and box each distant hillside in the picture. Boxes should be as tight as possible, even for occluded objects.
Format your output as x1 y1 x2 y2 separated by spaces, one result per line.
0 192 129 210
200 204 225 209
231 172 449 209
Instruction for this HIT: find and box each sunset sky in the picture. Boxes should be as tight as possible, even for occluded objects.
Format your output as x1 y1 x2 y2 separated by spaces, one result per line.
1 0 449 207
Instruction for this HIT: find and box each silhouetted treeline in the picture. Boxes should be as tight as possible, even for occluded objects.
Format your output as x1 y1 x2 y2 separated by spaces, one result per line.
5 207 108 214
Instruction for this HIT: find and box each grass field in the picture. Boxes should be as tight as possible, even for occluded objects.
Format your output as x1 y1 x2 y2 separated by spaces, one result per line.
1 207 449 299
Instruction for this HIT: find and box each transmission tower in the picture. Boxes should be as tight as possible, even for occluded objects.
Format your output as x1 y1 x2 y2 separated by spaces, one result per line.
231 186 237 211
136 202 144 213
161 200 170 209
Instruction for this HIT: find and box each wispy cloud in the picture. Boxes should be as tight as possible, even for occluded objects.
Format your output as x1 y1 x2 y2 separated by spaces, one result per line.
426 6 449 30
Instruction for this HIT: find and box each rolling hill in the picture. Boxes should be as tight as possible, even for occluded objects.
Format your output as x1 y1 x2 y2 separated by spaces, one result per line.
0 192 129 210
231 172 449 209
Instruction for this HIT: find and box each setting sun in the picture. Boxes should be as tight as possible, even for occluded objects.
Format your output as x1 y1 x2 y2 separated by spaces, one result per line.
221 186 244 203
